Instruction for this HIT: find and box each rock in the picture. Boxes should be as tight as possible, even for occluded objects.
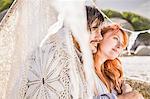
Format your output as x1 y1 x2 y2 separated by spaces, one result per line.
0 9 8 22
110 18 134 30
133 45 150 56
131 33 150 55
109 18 134 36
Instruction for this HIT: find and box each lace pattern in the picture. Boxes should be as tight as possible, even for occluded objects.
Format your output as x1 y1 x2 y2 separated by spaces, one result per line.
16 31 87 99
0 1 19 98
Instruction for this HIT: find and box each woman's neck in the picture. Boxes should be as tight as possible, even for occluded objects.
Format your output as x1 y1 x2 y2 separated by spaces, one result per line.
94 52 112 92
94 51 107 70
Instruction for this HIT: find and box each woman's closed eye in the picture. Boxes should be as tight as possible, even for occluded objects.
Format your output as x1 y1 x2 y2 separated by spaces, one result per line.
113 36 119 42
113 36 123 47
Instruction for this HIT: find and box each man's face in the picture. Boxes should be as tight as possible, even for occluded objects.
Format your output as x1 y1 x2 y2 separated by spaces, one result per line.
89 18 103 53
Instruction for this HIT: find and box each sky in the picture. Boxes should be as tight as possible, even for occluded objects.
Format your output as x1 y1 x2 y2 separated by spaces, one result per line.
95 0 150 18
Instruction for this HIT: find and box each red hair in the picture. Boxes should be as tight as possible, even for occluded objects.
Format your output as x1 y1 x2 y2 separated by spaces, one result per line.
96 24 128 94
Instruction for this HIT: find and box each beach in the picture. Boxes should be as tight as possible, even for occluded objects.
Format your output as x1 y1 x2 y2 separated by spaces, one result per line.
120 56 150 99
120 56 150 83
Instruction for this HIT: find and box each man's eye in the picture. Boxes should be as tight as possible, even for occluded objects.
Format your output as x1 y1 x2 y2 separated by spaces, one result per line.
92 26 98 29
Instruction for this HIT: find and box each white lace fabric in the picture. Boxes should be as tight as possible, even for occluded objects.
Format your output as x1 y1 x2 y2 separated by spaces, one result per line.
0 0 58 98
0 0 95 99
0 1 18 98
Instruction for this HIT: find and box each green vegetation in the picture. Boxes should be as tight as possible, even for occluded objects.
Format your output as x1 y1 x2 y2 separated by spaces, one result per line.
122 12 150 31
0 0 13 12
102 9 150 31
102 9 123 19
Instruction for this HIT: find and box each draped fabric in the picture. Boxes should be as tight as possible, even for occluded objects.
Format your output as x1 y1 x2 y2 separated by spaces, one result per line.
0 0 59 98
11 28 88 99
0 0 96 99
0 1 21 98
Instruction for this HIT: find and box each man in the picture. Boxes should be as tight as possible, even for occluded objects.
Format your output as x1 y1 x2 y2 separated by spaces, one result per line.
20 6 104 99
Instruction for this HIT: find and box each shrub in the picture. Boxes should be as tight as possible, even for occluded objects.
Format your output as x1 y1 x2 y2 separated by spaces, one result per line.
102 9 150 31
102 9 123 19
122 12 150 31
0 0 13 12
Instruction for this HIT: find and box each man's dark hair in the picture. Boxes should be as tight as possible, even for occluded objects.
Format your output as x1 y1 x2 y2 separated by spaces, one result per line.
86 6 104 30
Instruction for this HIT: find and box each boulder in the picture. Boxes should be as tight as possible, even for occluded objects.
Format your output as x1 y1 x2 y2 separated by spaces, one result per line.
131 33 150 56
108 18 134 36
0 9 8 22
134 45 150 56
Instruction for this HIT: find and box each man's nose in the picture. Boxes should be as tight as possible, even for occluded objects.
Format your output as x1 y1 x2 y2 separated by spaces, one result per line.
98 33 103 40
94 34 103 42
95 31 103 41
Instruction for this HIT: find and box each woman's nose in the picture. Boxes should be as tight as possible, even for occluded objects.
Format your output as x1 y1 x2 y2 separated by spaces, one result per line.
116 42 122 49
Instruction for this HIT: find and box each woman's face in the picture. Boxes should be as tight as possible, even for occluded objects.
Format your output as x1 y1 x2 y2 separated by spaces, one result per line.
99 30 124 60
89 18 103 53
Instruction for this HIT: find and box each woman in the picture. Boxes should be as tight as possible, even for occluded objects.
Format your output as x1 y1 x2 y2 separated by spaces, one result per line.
74 7 143 99
93 24 144 99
